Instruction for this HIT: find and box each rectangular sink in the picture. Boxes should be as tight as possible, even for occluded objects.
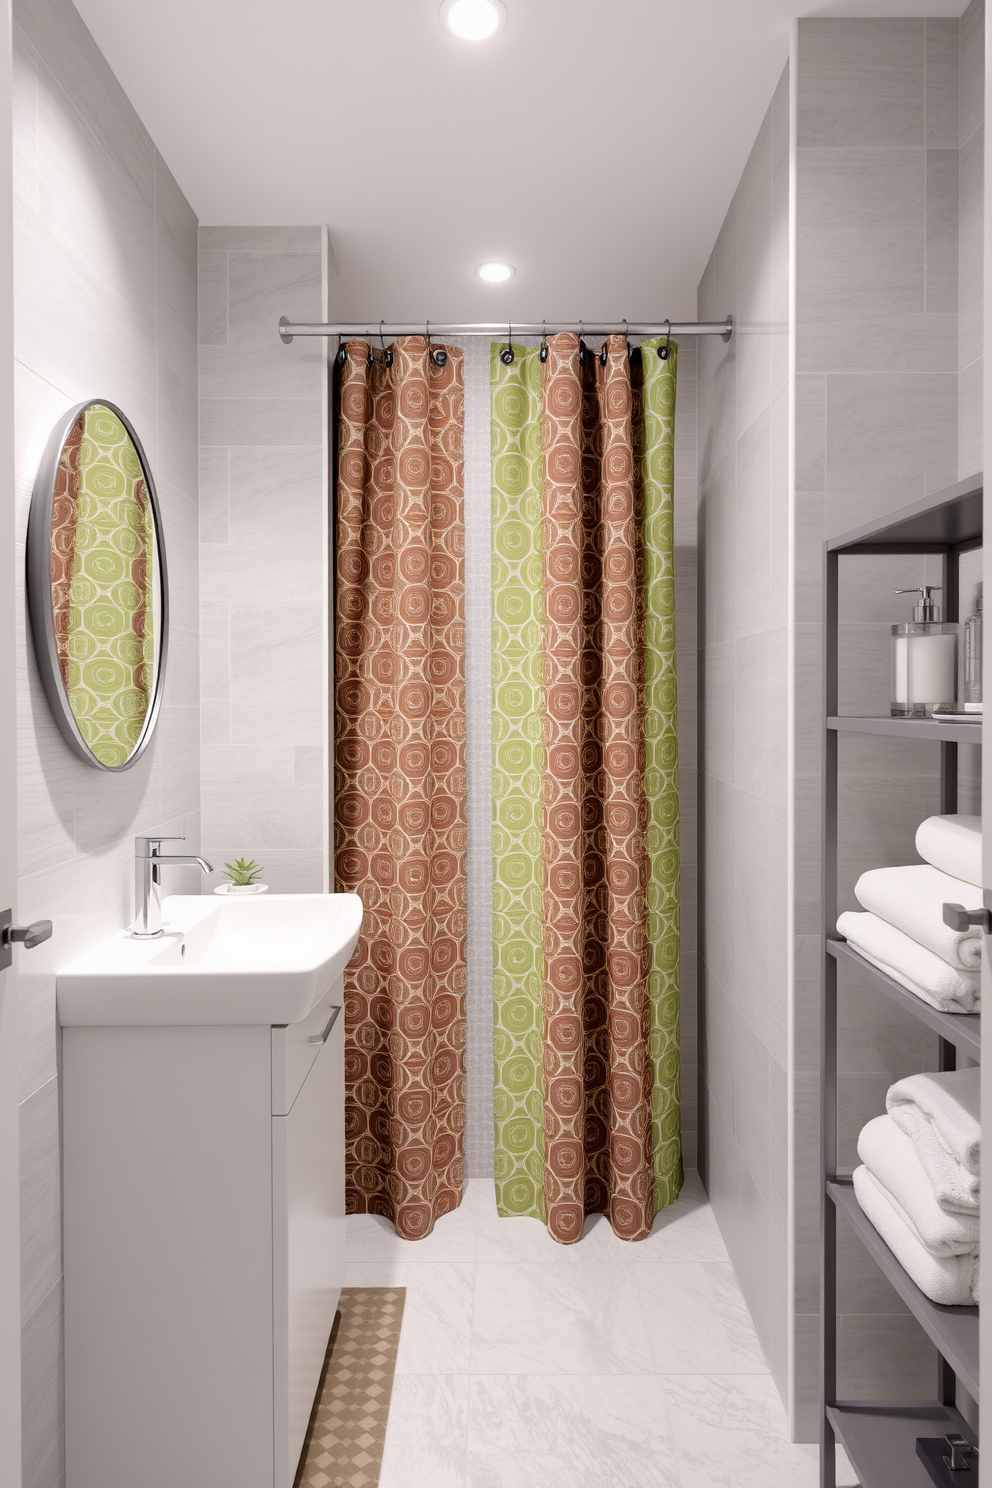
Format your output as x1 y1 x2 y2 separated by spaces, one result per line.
57 893 364 1027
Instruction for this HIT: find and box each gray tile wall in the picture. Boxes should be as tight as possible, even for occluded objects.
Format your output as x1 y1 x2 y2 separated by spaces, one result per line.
12 0 200 1480
197 227 331 894
696 63 791 1406
792 13 981 1437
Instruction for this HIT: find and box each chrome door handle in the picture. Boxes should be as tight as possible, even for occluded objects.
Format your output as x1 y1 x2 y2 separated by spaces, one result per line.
0 909 53 971
943 902 992 933
307 1005 342 1045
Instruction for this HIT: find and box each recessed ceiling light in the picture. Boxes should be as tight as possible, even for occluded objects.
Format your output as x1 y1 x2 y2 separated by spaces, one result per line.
440 0 508 41
477 261 515 283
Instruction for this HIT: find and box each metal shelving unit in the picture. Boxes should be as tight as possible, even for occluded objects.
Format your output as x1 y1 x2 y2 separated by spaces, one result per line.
821 473 983 1488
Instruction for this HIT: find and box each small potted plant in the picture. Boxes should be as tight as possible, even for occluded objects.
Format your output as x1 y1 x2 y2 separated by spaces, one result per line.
215 857 268 895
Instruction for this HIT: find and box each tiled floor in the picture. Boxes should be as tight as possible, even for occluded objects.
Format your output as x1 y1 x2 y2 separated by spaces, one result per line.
345 1172 859 1488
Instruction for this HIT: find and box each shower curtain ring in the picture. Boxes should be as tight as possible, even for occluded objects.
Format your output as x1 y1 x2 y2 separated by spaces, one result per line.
500 320 515 366
379 319 393 367
623 319 632 359
426 319 448 369
658 320 672 360
540 320 549 363
336 334 347 368
578 321 586 364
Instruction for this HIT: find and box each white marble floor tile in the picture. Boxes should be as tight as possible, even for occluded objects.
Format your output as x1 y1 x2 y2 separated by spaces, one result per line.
346 1262 475 1375
633 1263 740 1373
665 1374 819 1488
465 1374 681 1488
799 1443 861 1487
702 1260 771 1372
378 1374 470 1488
346 1180 481 1265
471 1262 654 1375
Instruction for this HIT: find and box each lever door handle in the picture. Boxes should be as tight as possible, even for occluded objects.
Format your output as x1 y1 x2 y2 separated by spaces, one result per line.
942 902 992 933
308 1005 342 1045
0 910 53 971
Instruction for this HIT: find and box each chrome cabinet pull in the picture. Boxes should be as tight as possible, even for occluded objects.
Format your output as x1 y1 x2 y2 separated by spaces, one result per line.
942 902 992 933
308 1005 342 1046
0 909 53 971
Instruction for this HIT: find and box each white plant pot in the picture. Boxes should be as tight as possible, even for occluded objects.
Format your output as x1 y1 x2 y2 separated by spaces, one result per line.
213 882 269 896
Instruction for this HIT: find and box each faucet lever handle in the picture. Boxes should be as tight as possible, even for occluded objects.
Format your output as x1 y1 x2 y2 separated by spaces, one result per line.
135 835 185 856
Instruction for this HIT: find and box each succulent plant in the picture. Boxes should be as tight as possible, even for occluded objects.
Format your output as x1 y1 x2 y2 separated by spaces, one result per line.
222 857 263 887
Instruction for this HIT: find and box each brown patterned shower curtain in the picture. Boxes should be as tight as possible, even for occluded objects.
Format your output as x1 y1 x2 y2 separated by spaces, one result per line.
334 336 467 1240
538 333 659 1242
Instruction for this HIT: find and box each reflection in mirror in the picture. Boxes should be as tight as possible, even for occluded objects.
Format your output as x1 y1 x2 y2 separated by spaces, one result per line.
27 401 169 771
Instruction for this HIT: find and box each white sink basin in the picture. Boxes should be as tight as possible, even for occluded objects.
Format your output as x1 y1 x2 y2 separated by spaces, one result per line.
57 893 364 1027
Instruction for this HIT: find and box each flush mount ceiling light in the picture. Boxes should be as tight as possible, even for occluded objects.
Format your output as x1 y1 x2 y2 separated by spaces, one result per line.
477 261 515 283
440 0 508 41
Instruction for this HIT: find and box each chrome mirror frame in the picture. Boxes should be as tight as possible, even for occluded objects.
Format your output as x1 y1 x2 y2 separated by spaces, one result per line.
26 399 170 772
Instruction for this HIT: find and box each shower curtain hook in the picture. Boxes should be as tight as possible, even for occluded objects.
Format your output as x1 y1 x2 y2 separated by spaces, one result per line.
658 320 672 361
578 321 586 364
500 320 515 366
336 334 347 368
540 320 549 363
379 319 393 367
623 318 631 359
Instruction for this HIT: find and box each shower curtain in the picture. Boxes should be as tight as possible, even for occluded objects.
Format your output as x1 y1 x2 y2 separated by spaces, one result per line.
491 333 681 1244
335 335 467 1240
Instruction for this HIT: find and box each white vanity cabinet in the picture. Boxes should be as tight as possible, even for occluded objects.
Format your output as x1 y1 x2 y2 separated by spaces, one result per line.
62 979 346 1488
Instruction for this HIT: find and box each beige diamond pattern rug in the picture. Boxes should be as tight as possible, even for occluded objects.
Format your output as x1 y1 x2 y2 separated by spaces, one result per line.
295 1287 406 1488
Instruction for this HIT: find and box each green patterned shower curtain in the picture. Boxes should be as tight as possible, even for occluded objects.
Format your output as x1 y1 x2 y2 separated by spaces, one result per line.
491 335 682 1244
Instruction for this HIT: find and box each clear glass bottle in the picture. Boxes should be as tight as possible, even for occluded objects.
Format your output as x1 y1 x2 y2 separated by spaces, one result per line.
890 586 958 718
964 582 982 705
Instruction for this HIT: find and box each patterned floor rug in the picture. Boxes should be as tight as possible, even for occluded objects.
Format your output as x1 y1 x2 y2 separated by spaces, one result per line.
295 1287 406 1488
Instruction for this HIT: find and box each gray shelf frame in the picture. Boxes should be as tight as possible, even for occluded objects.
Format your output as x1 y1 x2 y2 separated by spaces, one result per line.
828 1181 979 1400
821 471 983 1488
828 714 982 744
826 939 980 1061
827 1403 976 1488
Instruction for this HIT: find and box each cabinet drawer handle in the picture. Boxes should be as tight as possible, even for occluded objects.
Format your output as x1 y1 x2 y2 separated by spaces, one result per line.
308 1005 342 1045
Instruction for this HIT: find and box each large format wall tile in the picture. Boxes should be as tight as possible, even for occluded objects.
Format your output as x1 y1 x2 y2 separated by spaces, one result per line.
13 6 201 1481
198 227 330 895
797 19 924 148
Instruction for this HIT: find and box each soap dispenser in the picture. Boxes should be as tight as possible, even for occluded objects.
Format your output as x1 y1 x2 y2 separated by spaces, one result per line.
890 586 958 717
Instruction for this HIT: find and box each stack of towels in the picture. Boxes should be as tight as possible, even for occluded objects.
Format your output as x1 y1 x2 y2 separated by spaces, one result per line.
854 1067 980 1306
837 813 983 1014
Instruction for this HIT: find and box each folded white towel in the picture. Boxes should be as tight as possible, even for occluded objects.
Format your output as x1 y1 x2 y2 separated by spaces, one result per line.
886 1104 980 1213
857 1115 979 1255
853 1166 978 1305
973 1255 981 1303
837 911 981 1013
887 1068 981 1175
916 814 982 888
854 864 983 971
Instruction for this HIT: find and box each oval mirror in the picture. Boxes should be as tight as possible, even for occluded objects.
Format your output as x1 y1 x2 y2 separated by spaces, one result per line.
26 400 169 771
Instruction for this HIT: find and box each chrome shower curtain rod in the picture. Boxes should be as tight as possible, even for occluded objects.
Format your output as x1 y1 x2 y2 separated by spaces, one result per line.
278 315 734 344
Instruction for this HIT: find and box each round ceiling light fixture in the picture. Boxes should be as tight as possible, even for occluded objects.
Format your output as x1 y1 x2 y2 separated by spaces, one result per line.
477 261 515 283
440 0 508 41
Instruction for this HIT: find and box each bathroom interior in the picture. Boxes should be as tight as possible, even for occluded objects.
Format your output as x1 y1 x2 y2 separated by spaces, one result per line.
0 0 991 1485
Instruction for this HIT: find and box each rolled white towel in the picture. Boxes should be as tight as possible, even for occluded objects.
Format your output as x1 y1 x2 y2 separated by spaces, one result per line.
887 1067 981 1175
916 814 982 888
836 911 980 1013
854 864 983 971
853 1166 978 1306
857 1115 979 1255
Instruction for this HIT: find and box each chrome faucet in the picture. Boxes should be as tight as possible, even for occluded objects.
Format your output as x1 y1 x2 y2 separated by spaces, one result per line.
132 836 213 938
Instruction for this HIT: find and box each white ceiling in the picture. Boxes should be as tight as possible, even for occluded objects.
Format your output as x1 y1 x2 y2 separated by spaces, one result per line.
73 0 965 322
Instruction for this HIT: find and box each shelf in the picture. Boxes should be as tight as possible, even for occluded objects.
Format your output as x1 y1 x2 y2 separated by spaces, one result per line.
827 1402 976 1488
828 715 982 744
827 939 981 1061
828 1181 979 1400
827 473 983 553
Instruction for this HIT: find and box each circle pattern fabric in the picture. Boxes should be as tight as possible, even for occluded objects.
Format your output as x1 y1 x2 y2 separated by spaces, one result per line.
490 336 683 1245
335 337 468 1241
490 343 547 1221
